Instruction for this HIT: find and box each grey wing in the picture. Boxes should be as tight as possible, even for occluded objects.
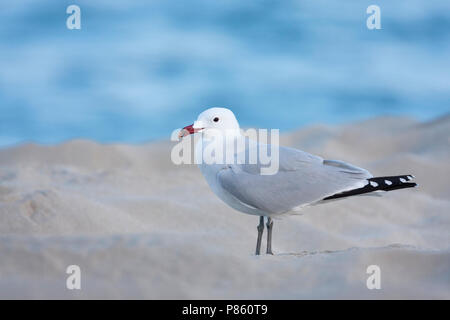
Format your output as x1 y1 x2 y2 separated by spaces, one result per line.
217 146 372 214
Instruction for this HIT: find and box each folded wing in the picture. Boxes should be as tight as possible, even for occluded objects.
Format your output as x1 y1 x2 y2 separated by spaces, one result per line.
217 145 372 214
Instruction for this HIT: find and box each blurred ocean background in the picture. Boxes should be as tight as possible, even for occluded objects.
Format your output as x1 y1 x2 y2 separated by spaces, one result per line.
0 0 449 147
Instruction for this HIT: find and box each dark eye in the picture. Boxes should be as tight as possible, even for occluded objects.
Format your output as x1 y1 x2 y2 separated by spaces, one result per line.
213 117 219 122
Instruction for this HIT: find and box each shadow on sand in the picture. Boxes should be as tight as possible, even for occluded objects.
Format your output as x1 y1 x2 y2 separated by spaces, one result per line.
275 243 417 258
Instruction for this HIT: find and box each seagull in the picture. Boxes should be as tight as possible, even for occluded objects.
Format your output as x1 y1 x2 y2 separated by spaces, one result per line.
178 107 417 255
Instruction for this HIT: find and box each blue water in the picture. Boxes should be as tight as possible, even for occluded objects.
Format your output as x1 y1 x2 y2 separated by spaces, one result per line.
1 0 449 147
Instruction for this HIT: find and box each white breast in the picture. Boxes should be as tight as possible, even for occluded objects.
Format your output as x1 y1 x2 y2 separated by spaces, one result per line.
196 137 263 216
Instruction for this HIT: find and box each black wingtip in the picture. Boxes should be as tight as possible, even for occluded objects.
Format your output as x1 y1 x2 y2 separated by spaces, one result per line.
323 174 417 201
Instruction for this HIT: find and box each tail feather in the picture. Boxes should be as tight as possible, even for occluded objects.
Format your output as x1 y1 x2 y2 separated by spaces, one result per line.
323 175 417 201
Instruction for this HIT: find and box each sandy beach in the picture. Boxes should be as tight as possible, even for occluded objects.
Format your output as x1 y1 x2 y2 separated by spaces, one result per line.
0 115 449 299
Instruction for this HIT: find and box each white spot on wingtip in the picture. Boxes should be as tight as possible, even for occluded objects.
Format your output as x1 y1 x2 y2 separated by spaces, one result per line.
407 175 413 180
400 178 406 183
384 180 392 185
370 181 378 187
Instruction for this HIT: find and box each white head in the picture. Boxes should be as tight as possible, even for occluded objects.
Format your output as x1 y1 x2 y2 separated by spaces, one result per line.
179 107 240 138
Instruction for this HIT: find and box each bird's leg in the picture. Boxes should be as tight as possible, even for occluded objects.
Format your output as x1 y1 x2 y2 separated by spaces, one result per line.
266 217 274 255
255 216 264 255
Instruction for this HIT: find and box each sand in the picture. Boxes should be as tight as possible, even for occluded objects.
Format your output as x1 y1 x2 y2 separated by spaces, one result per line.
0 115 449 299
